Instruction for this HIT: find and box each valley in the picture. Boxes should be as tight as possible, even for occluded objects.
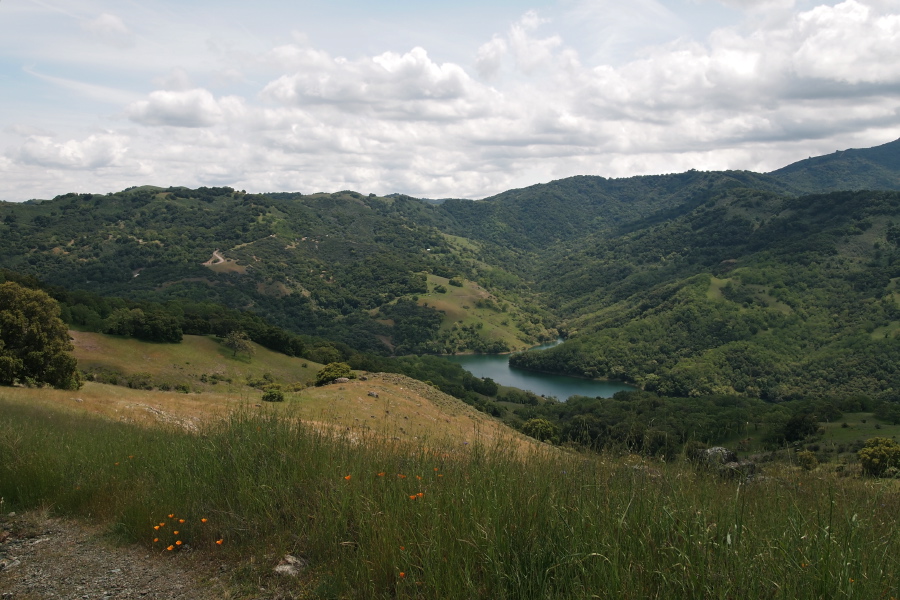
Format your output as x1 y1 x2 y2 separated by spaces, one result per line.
4 138 900 598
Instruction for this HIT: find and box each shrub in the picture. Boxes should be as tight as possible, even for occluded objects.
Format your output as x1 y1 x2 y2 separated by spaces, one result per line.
521 418 559 444
262 388 285 402
315 362 354 386
858 437 900 477
796 450 818 471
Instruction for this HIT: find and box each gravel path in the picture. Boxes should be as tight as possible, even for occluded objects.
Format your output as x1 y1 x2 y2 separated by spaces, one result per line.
0 511 235 599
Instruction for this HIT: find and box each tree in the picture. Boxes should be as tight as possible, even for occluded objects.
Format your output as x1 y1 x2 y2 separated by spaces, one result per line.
223 330 255 359
0 282 82 389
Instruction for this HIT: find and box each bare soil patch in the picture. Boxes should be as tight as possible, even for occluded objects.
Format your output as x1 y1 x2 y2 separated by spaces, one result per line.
0 511 237 599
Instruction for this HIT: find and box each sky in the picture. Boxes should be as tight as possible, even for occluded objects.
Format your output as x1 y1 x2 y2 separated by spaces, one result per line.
2 0 900 201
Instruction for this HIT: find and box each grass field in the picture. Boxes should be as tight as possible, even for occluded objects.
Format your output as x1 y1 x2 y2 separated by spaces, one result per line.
71 331 321 393
416 274 548 352
1 393 898 599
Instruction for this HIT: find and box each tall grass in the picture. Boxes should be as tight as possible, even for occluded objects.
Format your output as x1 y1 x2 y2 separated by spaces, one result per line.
1 395 898 599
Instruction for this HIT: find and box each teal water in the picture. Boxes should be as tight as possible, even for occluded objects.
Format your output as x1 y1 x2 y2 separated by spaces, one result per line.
440 340 636 400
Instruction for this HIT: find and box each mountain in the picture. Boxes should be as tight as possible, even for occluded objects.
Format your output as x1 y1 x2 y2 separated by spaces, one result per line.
5 138 900 400
769 137 900 193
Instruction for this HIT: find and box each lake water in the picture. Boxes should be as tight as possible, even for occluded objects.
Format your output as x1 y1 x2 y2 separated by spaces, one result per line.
440 340 636 400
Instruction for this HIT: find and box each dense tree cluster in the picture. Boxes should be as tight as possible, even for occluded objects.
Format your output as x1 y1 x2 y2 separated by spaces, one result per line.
0 281 81 389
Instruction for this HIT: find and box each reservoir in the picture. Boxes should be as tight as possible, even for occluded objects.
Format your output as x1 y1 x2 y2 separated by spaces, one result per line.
441 341 636 400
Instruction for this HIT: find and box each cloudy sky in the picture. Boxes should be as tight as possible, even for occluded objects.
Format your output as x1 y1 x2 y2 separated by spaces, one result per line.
2 0 900 201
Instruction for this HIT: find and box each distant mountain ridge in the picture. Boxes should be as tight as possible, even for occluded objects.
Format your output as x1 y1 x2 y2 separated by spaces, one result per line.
5 137 900 399
768 137 900 193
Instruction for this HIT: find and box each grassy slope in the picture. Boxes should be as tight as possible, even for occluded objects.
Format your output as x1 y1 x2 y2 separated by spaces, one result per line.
54 331 537 452
2 394 899 599
416 275 544 351
71 331 321 393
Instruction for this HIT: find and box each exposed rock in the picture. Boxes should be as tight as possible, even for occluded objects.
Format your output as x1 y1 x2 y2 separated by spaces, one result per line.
334 377 350 384
274 554 309 577
704 447 738 465
367 391 379 398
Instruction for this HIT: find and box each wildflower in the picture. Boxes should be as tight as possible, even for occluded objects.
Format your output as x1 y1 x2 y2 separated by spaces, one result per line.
201 518 208 523
398 474 406 479
399 572 406 578
176 540 182 546
154 526 160 530
173 531 180 535
400 546 405 550
159 522 165 527
434 468 438 471
344 475 352 481
114 462 119 466
167 545 174 551
216 539 223 545
409 495 417 500
153 538 159 543
416 476 422 480
438 474 443 477
417 492 424 498
128 455 134 459
179 519 185 523
377 472 385 477
168 514 175 518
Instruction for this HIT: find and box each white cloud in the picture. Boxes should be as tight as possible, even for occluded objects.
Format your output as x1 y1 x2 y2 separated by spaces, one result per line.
13 133 128 170
153 68 193 92
81 13 134 49
260 46 493 122
792 0 900 83
3 0 900 202
127 89 241 128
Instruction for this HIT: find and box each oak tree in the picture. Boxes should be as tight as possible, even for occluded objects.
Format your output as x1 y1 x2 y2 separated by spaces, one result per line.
0 282 82 389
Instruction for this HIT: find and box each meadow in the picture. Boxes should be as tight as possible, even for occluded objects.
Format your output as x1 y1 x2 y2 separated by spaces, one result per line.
2 392 898 599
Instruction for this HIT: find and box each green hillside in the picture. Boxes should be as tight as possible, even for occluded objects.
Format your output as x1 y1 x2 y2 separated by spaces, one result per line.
5 140 900 404
512 189 900 399
769 137 900 193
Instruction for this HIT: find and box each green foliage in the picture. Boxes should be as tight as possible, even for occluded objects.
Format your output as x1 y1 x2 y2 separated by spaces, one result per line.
223 330 254 359
796 450 818 471
0 282 82 389
857 437 900 477
315 362 354 386
262 387 285 402
521 418 559 443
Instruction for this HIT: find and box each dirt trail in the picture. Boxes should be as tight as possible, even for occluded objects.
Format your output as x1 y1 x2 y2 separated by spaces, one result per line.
0 512 238 599
202 250 225 266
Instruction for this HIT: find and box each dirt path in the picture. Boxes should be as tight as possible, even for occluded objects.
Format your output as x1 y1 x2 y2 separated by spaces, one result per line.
0 512 237 599
202 250 225 266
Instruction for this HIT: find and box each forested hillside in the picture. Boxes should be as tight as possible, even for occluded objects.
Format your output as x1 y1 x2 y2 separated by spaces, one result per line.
4 139 900 402
769 137 900 193
512 189 900 399
0 187 548 353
